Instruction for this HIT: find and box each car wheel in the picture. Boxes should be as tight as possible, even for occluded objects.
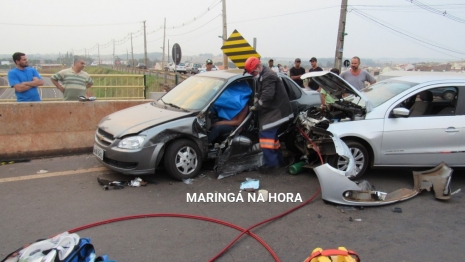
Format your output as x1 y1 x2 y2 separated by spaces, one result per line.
164 139 202 180
327 140 369 180
443 91 455 100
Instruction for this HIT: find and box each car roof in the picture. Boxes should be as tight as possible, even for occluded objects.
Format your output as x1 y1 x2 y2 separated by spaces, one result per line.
196 69 245 79
383 74 465 85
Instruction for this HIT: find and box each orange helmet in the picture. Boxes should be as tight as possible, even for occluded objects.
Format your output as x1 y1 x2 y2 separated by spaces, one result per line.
244 57 260 74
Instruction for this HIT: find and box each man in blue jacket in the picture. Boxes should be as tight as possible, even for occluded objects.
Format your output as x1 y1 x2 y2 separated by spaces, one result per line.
8 52 44 102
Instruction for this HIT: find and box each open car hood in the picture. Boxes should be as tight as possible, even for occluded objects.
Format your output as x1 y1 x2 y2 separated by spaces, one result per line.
301 71 373 112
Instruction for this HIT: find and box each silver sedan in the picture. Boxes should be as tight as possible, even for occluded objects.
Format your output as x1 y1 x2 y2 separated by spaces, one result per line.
302 71 465 179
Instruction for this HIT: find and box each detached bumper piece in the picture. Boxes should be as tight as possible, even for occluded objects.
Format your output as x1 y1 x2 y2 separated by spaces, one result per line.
314 162 453 206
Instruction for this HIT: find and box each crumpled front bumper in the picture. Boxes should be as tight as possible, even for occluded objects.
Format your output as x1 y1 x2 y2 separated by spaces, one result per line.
313 162 453 207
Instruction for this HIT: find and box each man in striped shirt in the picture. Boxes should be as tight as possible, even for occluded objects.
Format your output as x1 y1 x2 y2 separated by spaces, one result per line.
51 57 93 101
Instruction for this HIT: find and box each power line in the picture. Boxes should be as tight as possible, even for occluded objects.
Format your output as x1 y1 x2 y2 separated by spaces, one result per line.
406 0 465 24
166 14 221 37
229 5 339 24
0 21 141 27
351 8 465 57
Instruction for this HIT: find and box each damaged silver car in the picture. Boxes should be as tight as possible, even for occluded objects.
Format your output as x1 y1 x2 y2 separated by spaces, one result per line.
93 70 322 180
301 71 465 179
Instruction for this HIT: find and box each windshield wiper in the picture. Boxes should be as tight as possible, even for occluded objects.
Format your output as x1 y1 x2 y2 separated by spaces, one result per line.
160 98 189 112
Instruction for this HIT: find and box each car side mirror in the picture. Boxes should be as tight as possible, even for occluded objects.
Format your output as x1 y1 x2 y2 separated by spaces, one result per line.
393 107 409 117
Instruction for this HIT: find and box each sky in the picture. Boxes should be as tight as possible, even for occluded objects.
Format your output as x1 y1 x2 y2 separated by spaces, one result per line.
1 0 465 63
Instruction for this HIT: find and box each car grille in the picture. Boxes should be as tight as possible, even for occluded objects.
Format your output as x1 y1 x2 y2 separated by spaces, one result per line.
96 128 114 146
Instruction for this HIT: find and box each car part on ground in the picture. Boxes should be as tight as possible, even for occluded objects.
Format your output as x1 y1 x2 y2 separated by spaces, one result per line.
313 162 453 206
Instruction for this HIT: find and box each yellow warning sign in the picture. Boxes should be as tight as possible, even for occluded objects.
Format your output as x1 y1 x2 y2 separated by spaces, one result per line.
221 29 261 69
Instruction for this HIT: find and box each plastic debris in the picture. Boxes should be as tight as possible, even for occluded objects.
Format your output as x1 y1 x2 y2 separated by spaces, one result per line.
337 206 357 211
182 178 194 185
128 177 147 187
349 217 362 222
240 178 259 192
392 207 402 213
451 188 461 195
37 170 48 174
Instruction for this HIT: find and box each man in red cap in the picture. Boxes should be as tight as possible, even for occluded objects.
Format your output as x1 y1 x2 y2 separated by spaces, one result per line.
244 57 293 172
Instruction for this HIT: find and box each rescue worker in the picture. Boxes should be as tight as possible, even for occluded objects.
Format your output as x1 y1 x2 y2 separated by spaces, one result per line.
244 57 294 172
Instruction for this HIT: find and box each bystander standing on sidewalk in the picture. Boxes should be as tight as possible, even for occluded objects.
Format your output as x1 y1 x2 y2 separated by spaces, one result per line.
308 57 323 91
340 56 376 91
7 52 44 102
290 58 306 88
51 57 93 101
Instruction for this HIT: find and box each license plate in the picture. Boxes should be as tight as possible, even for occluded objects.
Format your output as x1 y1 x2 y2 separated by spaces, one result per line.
93 144 104 160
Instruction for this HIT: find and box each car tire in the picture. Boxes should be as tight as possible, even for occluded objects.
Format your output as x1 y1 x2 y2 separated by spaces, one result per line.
327 140 369 180
164 139 202 180
443 91 455 100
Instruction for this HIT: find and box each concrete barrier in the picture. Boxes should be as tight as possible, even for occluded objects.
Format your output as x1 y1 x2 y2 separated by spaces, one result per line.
0 100 149 160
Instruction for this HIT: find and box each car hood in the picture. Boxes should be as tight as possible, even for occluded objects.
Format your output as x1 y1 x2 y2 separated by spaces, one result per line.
98 102 192 138
301 71 373 112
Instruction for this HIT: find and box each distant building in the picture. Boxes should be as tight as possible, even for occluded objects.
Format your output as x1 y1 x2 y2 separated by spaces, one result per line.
1 61 10 66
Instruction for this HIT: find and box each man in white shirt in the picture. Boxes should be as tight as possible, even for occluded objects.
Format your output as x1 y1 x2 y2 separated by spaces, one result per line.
340 56 376 91
268 59 279 74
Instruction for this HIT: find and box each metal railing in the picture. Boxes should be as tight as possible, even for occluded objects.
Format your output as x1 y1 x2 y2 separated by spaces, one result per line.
0 70 190 102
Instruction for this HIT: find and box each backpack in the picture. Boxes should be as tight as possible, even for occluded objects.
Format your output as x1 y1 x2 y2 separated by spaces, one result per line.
1 232 114 262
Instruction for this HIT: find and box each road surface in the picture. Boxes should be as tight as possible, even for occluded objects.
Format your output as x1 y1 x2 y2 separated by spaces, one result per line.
0 154 464 261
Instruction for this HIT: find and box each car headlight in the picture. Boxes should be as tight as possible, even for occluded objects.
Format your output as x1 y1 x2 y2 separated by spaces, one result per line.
118 136 145 149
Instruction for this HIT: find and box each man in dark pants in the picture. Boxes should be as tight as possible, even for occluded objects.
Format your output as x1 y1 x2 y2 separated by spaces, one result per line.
244 57 294 172
308 57 323 91
289 58 306 88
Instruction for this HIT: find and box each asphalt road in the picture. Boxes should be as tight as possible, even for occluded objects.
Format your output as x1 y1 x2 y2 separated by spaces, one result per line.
0 77 63 100
0 154 464 261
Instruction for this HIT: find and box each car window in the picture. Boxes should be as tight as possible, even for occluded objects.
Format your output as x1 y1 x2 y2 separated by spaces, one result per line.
282 77 302 100
361 79 418 108
160 76 226 110
179 63 185 66
393 86 459 117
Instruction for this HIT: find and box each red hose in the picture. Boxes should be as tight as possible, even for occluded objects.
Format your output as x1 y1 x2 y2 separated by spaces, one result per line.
208 187 321 261
296 126 324 165
66 187 321 261
68 213 279 261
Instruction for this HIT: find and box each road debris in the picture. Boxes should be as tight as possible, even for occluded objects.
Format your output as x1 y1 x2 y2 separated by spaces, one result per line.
183 178 194 185
37 170 48 174
240 178 259 192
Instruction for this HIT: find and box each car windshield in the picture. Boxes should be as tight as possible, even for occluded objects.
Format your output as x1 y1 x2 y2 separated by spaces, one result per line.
179 63 185 66
158 76 226 110
353 79 418 108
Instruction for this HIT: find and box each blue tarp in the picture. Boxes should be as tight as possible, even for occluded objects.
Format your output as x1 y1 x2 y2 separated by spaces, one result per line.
213 81 252 120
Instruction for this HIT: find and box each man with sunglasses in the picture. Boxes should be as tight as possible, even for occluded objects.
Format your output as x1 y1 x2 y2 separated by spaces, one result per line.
290 58 306 88
244 57 293 172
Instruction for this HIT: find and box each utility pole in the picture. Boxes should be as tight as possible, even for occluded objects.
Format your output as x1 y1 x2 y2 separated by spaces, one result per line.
131 33 134 69
143 20 148 68
222 0 228 69
333 0 348 72
98 44 101 65
113 39 115 68
162 17 166 70
253 38 257 51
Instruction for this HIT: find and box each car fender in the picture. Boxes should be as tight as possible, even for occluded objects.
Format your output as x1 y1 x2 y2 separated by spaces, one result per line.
327 118 384 165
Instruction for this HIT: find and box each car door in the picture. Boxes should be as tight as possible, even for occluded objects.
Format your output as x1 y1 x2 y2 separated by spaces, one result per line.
381 86 461 166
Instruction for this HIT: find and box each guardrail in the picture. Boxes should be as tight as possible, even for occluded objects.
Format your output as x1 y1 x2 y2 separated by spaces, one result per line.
0 70 190 101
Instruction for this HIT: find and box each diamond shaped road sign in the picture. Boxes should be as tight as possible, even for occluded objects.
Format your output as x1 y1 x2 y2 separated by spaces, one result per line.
221 29 261 69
